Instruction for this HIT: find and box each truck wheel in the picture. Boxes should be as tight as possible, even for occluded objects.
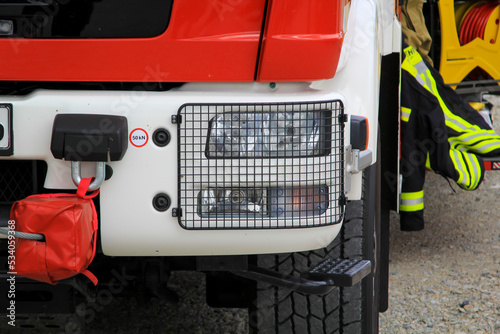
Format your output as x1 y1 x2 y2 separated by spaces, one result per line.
249 164 380 334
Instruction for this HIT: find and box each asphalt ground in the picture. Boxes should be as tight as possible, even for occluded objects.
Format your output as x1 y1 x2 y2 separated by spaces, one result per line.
379 170 500 333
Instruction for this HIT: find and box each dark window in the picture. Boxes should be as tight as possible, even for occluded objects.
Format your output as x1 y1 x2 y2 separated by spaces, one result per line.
0 0 174 38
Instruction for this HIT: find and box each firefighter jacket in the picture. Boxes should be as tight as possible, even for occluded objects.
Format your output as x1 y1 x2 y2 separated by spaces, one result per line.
400 44 500 231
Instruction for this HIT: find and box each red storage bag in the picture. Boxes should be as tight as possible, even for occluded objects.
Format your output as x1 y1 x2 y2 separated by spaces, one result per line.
10 178 98 285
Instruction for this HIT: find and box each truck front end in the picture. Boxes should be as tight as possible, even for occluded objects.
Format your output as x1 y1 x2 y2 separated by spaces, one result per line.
0 0 400 332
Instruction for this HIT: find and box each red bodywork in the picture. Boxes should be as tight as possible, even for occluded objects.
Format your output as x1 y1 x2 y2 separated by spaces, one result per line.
257 0 345 82
0 0 345 83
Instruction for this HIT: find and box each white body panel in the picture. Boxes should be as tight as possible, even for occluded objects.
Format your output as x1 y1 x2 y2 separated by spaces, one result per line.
314 0 385 200
376 0 401 55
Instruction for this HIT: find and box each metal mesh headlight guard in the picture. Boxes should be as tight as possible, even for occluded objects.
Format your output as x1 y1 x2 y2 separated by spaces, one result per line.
177 101 345 230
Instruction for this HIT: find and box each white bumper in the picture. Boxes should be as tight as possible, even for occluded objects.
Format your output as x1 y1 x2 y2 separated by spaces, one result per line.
3 84 346 256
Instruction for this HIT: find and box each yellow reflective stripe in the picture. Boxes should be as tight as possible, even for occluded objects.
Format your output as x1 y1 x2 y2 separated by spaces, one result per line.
462 153 476 189
462 152 481 190
450 149 467 187
450 132 500 155
401 191 424 200
403 46 423 67
400 203 424 212
425 153 432 170
426 68 479 133
449 139 483 190
454 130 500 146
402 47 419 77
401 107 411 122
402 45 484 134
400 190 424 212
423 64 473 132
464 140 500 155
449 138 467 153
419 71 433 90
457 151 470 188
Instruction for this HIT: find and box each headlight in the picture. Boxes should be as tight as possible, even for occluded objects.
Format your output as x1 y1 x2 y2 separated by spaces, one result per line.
198 188 266 217
198 186 329 218
178 100 344 230
205 110 329 158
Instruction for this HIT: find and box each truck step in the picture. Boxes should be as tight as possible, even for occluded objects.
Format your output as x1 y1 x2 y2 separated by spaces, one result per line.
233 257 372 295
303 258 372 287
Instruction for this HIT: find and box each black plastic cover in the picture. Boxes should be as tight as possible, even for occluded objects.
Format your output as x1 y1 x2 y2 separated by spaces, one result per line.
350 115 368 151
0 104 13 156
51 114 128 162
0 0 173 39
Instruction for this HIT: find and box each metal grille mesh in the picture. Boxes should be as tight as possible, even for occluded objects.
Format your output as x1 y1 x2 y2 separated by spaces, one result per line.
178 101 344 230
0 160 36 205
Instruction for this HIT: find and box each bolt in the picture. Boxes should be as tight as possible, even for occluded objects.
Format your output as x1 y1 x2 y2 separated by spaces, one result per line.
153 129 170 147
153 194 171 212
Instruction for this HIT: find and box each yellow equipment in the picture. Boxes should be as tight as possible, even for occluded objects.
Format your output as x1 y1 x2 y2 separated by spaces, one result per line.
438 0 500 85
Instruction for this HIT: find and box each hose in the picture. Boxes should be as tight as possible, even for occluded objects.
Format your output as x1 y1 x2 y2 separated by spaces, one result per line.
459 1 500 45
457 1 500 80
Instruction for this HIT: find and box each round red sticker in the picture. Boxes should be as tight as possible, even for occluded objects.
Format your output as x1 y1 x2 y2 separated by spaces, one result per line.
129 128 149 147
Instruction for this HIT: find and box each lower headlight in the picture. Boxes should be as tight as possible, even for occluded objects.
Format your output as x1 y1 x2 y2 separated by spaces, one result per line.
198 186 329 218
198 188 266 217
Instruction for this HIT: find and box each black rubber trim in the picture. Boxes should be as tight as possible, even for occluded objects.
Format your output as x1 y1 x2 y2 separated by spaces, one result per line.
0 104 13 156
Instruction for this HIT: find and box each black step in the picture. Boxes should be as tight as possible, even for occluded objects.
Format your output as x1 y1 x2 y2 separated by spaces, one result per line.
302 258 372 287
233 258 372 295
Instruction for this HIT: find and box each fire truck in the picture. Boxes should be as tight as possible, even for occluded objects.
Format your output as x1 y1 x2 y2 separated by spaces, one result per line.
0 0 402 332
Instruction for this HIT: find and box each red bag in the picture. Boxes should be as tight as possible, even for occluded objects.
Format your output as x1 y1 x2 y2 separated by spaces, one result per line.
10 178 99 285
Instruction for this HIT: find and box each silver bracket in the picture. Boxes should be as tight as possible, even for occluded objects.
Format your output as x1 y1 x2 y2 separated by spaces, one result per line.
346 147 373 174
345 145 352 194
71 161 106 191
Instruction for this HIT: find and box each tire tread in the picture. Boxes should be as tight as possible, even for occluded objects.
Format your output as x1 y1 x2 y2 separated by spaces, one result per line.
250 169 378 334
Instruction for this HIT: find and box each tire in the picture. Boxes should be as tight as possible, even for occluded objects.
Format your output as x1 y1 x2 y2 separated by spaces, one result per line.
249 164 381 334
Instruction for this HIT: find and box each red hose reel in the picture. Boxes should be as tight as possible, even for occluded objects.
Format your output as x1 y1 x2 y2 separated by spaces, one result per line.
459 1 500 45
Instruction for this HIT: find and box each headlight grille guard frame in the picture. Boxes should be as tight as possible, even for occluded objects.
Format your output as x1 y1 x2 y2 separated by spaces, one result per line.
176 100 346 230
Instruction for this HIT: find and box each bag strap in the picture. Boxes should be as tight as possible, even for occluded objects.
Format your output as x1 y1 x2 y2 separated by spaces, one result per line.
88 199 99 266
77 177 100 199
74 178 100 284
66 179 99 286
22 177 100 200
79 177 100 277
82 269 98 286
